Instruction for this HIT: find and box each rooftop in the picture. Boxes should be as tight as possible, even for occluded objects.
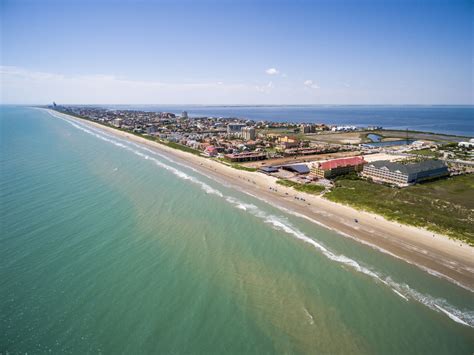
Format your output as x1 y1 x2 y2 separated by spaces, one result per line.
225 152 266 158
259 166 279 174
281 164 310 174
367 159 447 175
318 156 366 170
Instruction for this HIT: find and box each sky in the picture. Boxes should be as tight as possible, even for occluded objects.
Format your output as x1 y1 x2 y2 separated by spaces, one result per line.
1 0 472 105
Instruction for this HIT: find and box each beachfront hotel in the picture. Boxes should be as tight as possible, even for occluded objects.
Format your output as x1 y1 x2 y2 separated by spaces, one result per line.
362 160 449 187
310 156 366 179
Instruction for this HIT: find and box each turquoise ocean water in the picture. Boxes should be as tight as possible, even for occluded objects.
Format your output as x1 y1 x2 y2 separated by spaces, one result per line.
1 107 473 354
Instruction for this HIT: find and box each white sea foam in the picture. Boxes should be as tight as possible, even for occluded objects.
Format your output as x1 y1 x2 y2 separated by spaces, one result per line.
47 109 474 328
242 192 474 294
435 305 469 326
49 113 224 198
386 281 474 327
303 307 315 325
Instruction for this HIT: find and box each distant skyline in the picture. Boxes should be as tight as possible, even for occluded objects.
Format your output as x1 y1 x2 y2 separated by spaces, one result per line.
1 0 472 105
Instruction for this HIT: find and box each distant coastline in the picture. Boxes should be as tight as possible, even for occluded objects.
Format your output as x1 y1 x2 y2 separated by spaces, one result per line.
99 104 474 137
44 108 474 292
31 104 474 138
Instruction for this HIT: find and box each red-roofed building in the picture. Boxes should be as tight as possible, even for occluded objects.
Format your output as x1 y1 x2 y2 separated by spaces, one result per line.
204 145 218 157
310 156 366 178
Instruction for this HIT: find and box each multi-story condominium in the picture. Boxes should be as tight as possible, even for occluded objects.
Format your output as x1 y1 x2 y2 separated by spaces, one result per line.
241 127 256 140
362 160 449 187
300 124 310 133
227 123 246 135
310 156 366 179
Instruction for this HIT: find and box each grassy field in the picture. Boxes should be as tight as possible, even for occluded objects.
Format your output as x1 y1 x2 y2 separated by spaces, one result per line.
230 164 258 172
216 159 259 172
258 127 298 136
276 179 325 194
324 174 474 244
407 148 440 157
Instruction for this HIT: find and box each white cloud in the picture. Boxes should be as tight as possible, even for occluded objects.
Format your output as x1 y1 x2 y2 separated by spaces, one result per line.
255 81 274 93
0 66 252 104
3 65 453 104
304 80 320 89
265 68 279 75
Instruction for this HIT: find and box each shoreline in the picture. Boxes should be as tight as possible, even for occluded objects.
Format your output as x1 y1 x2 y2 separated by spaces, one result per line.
44 108 474 291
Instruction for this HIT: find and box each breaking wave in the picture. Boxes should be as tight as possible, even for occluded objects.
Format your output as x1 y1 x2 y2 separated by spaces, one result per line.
246 193 474 294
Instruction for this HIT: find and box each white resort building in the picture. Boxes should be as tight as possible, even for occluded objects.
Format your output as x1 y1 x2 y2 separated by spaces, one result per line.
362 160 449 187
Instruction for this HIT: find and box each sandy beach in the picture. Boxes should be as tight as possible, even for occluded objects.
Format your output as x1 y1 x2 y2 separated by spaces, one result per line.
46 109 474 291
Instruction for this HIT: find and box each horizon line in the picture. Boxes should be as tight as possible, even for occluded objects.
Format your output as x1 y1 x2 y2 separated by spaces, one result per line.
3 103 474 107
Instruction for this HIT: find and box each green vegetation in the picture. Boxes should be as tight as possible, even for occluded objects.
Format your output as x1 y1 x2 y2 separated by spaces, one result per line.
324 175 474 245
230 164 258 172
373 129 469 139
276 179 325 194
258 127 298 136
443 142 459 149
407 148 440 157
276 179 298 187
160 141 202 156
334 171 361 181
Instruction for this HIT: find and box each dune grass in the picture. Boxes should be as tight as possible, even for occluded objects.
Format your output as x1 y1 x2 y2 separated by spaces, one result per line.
324 174 474 244
276 179 325 194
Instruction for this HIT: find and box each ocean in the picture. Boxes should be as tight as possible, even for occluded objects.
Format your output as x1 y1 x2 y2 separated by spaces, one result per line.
104 105 474 137
1 106 473 354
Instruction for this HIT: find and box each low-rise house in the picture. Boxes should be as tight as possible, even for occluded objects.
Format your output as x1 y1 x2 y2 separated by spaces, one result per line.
362 159 449 186
277 135 300 150
112 118 123 127
204 146 218 157
146 125 158 134
224 152 267 163
186 140 200 149
459 138 474 148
